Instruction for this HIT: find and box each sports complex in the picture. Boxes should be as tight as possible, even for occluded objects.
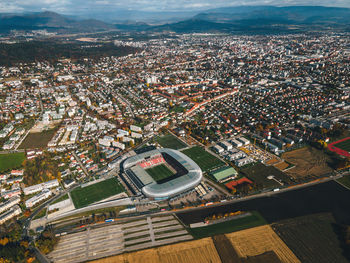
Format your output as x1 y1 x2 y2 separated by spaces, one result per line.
328 137 350 157
122 148 203 200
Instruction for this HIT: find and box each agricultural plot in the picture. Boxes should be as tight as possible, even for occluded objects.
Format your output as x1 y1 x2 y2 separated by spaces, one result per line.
19 129 56 149
227 225 300 263
181 146 225 172
272 213 348 263
241 163 292 189
282 147 334 179
274 161 290 171
188 211 266 239
0 152 25 172
71 178 125 209
211 235 240 263
91 237 222 263
156 134 187 150
146 164 175 183
212 235 282 263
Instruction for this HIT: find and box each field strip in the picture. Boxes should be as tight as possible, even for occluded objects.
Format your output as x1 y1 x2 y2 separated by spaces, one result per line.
226 225 300 263
124 224 149 233
124 236 152 246
153 225 183 233
124 229 150 238
155 230 189 240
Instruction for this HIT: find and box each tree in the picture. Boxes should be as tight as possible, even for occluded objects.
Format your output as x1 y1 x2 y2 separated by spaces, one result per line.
231 187 237 195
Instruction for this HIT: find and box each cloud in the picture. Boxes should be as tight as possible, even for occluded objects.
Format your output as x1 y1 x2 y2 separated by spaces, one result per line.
0 0 349 14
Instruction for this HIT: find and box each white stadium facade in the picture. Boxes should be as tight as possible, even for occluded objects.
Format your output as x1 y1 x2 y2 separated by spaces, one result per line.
121 148 202 200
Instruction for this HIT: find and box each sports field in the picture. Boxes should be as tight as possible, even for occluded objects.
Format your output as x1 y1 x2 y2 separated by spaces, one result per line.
328 137 350 157
181 146 225 172
146 164 175 183
334 139 350 152
71 178 125 209
156 134 187 150
0 152 25 173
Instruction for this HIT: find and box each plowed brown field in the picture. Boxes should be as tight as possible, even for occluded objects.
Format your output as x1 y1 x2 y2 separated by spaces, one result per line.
282 147 333 178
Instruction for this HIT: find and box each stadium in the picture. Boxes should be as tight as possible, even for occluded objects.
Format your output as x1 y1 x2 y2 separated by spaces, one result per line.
122 148 202 200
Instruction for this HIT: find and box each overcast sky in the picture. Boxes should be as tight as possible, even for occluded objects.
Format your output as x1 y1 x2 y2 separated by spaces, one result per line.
1 0 349 13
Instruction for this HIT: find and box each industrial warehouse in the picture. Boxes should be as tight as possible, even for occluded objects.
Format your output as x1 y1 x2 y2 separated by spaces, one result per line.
122 148 202 200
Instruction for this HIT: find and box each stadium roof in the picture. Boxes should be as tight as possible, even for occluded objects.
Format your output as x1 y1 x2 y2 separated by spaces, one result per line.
123 148 202 199
211 166 237 182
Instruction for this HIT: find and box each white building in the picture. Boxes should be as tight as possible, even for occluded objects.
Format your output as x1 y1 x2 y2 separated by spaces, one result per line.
213 145 224 154
23 179 59 195
235 157 254 167
231 139 243 148
112 141 125 150
117 129 129 136
0 205 21 225
229 151 246 161
220 141 233 151
237 137 250 145
131 132 142 139
25 189 52 208
99 138 112 147
130 125 142 133
1 188 21 199
0 196 20 214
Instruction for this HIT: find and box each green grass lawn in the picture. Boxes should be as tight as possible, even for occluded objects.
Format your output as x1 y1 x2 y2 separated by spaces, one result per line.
156 134 187 150
337 174 350 189
334 139 350 153
181 146 225 172
71 178 125 209
0 152 25 173
33 208 47 220
51 194 69 205
189 211 266 239
146 164 175 183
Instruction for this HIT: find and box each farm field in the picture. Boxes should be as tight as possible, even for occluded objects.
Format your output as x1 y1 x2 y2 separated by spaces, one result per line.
156 134 187 150
181 146 225 172
272 213 348 263
188 211 266 239
274 161 290 171
70 178 125 209
91 225 298 263
211 235 241 263
241 163 292 189
146 164 175 183
227 225 300 263
0 152 25 173
282 147 333 179
266 158 280 165
19 129 56 149
91 237 222 263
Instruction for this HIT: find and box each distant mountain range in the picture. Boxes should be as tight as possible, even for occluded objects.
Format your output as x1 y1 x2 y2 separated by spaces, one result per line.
1 6 350 34
0 11 114 33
